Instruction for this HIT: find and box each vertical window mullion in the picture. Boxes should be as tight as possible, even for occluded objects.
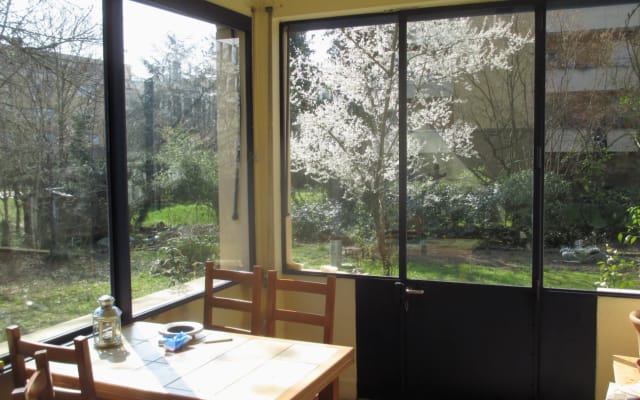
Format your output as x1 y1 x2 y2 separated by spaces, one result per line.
399 16 408 282
532 3 546 399
103 0 133 323
532 2 546 294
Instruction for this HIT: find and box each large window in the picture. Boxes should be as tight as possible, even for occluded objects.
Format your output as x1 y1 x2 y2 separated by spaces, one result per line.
285 21 400 276
544 3 640 290
284 2 640 291
405 12 534 284
123 1 250 315
0 0 108 342
0 0 251 351
284 10 536 284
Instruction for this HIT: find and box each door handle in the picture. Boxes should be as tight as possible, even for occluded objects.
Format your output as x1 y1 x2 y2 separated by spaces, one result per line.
402 287 424 312
394 282 424 311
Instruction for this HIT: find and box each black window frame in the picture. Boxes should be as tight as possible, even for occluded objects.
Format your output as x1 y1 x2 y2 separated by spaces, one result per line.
107 0 254 323
0 0 253 356
280 0 640 298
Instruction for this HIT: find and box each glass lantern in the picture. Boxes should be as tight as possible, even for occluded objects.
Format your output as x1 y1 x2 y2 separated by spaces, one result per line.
92 295 122 348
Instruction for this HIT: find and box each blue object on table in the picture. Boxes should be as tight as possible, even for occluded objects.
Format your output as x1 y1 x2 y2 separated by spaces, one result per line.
164 332 190 352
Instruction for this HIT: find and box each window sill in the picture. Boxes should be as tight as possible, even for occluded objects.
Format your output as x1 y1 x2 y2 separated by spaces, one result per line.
286 262 369 276
0 277 232 357
596 287 640 298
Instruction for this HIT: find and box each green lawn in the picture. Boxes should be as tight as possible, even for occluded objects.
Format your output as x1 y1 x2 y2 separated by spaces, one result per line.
143 204 217 227
0 239 607 344
0 203 210 343
293 242 601 290
0 248 173 343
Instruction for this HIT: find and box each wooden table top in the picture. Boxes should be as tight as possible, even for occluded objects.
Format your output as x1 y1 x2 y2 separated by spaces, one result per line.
613 354 640 385
48 321 354 400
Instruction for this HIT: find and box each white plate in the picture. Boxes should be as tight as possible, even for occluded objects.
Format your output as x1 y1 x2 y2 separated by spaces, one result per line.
158 321 203 337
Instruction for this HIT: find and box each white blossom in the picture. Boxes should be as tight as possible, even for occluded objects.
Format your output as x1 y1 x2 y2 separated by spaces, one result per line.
291 16 530 199
289 16 530 273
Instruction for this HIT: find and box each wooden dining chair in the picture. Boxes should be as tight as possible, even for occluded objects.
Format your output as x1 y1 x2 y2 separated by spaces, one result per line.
6 325 97 400
266 270 337 344
11 349 55 400
203 261 264 335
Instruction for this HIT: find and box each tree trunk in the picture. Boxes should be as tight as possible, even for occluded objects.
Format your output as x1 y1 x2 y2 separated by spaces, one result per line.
367 190 392 276
13 191 21 234
1 196 9 246
1 195 7 222
23 193 33 247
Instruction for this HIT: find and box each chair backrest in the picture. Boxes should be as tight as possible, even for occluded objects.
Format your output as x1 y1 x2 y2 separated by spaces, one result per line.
11 349 55 400
7 325 97 400
266 270 337 344
203 261 264 335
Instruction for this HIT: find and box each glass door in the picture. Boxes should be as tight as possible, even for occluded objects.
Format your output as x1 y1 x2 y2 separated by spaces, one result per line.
355 7 539 398
397 9 537 398
404 10 535 287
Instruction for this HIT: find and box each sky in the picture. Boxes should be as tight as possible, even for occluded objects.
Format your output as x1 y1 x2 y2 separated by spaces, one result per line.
122 1 217 78
8 0 217 78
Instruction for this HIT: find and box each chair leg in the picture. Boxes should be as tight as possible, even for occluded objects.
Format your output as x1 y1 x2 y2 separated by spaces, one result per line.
318 378 339 400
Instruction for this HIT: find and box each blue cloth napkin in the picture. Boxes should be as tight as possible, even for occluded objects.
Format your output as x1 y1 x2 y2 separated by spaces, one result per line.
164 332 190 351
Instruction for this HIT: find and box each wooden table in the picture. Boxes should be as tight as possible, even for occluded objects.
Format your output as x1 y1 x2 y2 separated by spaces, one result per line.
608 355 640 399
47 321 354 400
613 355 640 385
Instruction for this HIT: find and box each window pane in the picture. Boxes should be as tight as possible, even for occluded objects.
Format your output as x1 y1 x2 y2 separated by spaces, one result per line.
0 0 107 344
123 1 249 314
545 4 640 290
406 12 534 285
287 24 399 277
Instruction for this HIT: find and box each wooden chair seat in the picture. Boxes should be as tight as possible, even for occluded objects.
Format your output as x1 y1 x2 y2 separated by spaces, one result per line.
203 261 264 335
7 325 96 400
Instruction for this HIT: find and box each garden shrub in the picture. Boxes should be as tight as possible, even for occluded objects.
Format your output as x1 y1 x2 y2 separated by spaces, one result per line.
408 182 499 240
151 246 192 285
548 176 630 248
293 171 633 254
147 222 218 285
498 170 631 248
291 192 344 242
169 234 218 265
597 206 640 289
497 170 533 242
407 170 631 249
341 200 376 247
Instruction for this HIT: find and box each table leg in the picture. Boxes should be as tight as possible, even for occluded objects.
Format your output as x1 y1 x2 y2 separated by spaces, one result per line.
318 378 339 400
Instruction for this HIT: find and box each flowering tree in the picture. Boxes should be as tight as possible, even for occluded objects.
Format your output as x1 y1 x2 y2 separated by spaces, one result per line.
289 17 530 275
